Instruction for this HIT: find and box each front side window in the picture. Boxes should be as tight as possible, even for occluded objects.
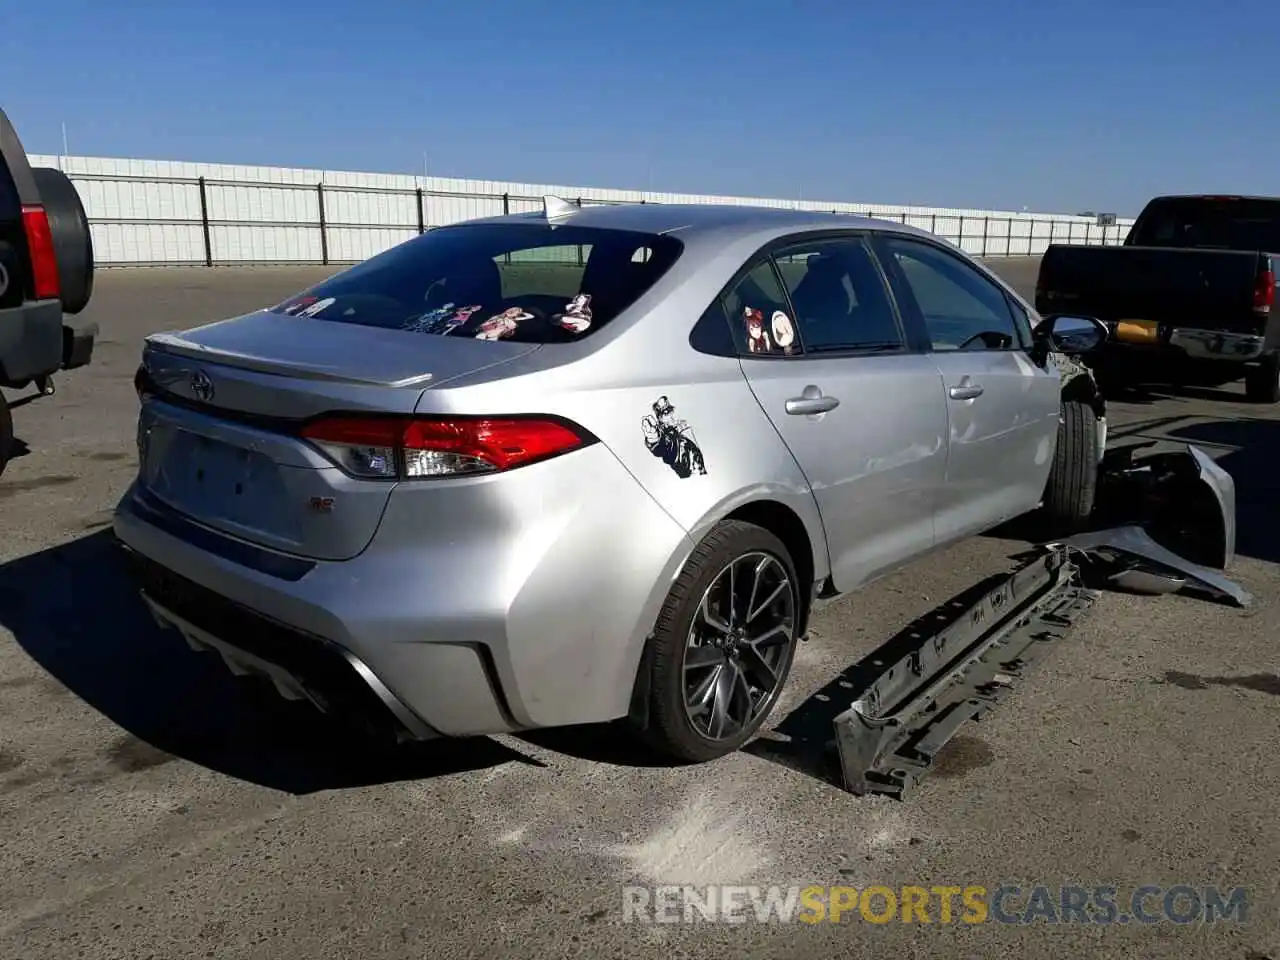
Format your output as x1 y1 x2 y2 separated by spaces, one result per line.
269 224 681 343
880 237 1020 351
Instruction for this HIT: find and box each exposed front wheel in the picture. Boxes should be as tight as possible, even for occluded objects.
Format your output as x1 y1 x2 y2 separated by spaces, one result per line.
1245 353 1280 404
1042 399 1099 536
631 520 801 762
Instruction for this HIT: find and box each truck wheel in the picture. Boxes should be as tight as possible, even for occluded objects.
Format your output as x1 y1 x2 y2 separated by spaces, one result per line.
1042 399 1099 535
0 390 12 479
630 520 801 762
31 168 94 315
1244 353 1280 404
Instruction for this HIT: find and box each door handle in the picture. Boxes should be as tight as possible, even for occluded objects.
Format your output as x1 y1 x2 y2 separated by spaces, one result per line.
785 386 840 416
948 383 984 401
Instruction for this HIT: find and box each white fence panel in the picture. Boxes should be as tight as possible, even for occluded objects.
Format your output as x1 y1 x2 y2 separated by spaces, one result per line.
25 153 1137 265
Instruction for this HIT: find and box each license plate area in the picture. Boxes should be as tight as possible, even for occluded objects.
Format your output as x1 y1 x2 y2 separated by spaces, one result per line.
141 424 299 540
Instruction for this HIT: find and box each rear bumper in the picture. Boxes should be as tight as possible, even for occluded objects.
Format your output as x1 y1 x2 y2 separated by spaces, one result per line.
1097 323 1272 375
0 299 96 386
1167 328 1265 361
124 544 438 742
112 446 692 738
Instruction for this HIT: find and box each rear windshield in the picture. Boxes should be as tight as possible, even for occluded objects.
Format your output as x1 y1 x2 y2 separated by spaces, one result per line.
1129 198 1280 252
270 222 682 343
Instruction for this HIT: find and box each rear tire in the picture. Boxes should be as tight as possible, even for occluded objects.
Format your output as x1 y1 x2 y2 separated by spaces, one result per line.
0 390 11 479
31 167 94 315
630 519 801 763
1042 399 1099 535
1244 353 1280 404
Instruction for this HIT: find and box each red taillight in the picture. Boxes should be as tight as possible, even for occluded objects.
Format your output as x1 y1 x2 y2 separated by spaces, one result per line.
299 415 592 480
21 204 60 301
1254 264 1274 313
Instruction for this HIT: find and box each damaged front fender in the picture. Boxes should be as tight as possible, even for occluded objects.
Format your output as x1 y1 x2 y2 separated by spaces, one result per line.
1094 441 1237 570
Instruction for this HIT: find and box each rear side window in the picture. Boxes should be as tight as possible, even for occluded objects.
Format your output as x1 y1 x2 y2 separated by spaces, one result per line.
1130 198 1280 252
721 260 795 355
270 223 682 343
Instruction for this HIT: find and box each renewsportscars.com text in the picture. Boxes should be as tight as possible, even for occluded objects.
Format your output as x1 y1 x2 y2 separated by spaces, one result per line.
621 884 1248 925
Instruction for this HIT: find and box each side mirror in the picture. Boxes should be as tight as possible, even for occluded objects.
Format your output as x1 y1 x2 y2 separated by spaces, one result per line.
1036 314 1108 356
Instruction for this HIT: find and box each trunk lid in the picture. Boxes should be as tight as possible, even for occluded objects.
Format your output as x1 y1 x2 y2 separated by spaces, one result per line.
148 308 541 393
137 310 541 561
1037 245 1266 334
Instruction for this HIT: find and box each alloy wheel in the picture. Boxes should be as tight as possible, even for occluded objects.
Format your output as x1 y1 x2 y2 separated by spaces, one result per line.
681 551 796 741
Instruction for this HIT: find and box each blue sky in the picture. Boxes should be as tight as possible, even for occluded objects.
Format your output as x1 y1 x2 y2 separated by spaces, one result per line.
1 0 1273 215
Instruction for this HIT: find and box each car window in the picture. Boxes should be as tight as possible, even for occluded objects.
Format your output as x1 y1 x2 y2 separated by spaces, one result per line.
881 237 1019 351
269 224 681 343
774 237 904 352
722 260 799 356
1004 294 1033 347
1129 198 1280 251
497 244 590 300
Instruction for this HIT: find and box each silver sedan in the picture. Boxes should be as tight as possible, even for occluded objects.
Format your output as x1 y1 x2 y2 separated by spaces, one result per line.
114 201 1106 762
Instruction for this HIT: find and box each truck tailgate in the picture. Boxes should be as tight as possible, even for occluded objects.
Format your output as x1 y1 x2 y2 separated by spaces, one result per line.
1037 245 1264 333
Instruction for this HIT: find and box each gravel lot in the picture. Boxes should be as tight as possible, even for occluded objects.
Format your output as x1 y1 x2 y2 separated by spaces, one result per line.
1 259 1277 960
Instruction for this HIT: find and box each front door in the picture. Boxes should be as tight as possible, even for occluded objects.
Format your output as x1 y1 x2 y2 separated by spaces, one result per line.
732 235 949 592
873 235 1061 545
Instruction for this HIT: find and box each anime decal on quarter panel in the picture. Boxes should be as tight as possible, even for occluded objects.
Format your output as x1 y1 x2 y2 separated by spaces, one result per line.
641 396 707 478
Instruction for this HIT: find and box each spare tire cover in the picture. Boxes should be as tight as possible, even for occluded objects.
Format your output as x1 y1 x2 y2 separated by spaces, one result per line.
31 167 94 314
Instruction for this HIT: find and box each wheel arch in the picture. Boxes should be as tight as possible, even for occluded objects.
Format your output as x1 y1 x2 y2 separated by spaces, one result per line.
626 495 823 730
1060 366 1106 420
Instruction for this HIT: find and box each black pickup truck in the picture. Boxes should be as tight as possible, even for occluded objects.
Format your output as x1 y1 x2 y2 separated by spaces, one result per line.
0 107 96 475
1036 195 1280 402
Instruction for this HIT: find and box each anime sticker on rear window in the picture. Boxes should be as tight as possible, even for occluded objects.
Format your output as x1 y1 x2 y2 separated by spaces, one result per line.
742 306 797 355
554 294 593 334
641 395 707 478
770 310 796 353
475 307 533 341
404 303 482 336
743 308 773 353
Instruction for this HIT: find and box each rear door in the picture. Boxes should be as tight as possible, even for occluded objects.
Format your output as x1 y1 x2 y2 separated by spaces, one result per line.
734 233 948 592
873 234 1060 543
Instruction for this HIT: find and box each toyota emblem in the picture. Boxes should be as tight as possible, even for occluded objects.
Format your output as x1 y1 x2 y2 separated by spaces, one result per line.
189 369 215 402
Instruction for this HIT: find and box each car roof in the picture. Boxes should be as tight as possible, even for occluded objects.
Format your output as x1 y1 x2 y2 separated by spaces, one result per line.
456 200 936 245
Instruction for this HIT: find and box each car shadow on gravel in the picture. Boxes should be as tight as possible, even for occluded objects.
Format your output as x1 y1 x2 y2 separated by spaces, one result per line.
0 529 543 793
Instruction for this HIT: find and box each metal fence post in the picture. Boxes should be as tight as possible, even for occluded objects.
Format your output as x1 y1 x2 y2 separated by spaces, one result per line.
416 187 425 234
900 212 907 224
197 176 213 267
957 215 965 251
1006 216 1013 256
317 182 329 265
981 216 989 258
502 192 510 215
1085 221 1091 246
930 214 937 236
575 197 584 265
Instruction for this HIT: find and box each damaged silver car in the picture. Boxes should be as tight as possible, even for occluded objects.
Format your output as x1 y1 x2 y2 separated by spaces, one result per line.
115 200 1117 762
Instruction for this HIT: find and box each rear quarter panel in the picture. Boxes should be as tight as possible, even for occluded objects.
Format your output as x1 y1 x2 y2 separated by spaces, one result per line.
411 235 833 586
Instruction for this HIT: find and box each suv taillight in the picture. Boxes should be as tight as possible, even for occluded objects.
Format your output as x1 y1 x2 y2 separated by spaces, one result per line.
299 415 594 480
21 204 60 301
1254 262 1275 314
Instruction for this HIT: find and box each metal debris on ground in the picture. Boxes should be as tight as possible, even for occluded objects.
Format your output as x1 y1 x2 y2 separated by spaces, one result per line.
830 441 1251 800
